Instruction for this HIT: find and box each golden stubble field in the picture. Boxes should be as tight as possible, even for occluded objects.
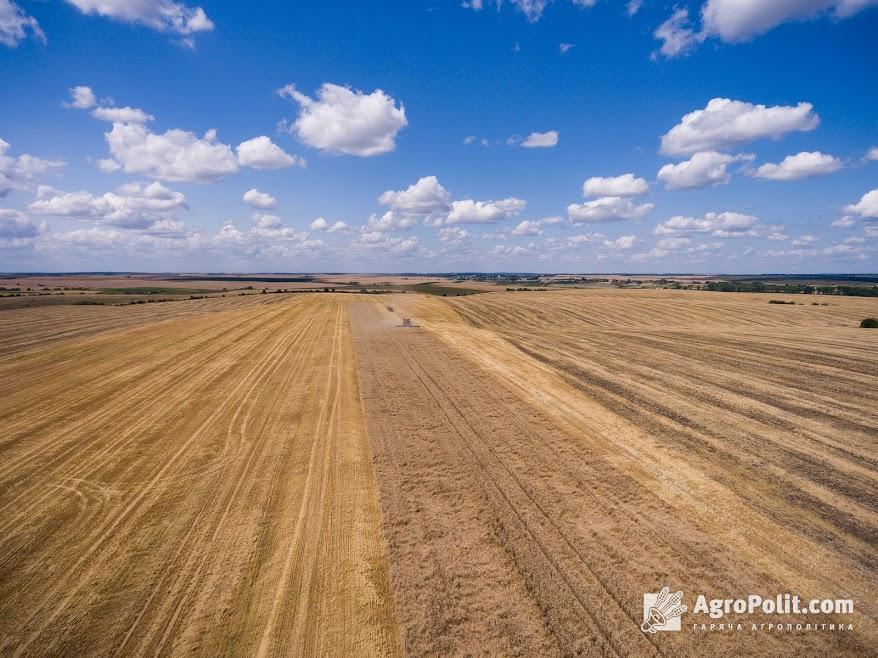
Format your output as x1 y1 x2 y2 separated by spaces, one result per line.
0 287 875 656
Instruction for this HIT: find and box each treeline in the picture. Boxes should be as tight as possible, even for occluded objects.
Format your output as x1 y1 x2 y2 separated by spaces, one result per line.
705 281 878 297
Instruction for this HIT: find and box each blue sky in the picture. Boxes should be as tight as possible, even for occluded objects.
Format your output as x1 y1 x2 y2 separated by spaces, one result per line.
1 0 877 273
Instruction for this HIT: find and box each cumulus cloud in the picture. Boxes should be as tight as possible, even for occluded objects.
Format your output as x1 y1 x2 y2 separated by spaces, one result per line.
102 124 241 182
355 232 421 257
0 208 47 250
0 138 65 197
568 196 653 224
310 217 350 233
845 188 878 218
604 235 637 250
277 83 407 156
439 226 470 244
701 0 878 43
521 130 559 148
511 219 543 236
492 243 534 259
558 42 575 53
867 146 878 161
28 181 188 229
236 136 303 169
446 197 526 224
653 211 760 237
65 0 214 45
213 219 323 260
243 188 277 209
91 106 155 124
654 8 705 58
747 151 843 181
791 234 818 247
65 85 96 109
0 0 44 47
655 1 878 57
74 92 302 180
660 98 819 156
251 213 281 229
831 215 856 229
583 173 649 197
378 176 450 223
364 211 415 232
657 151 753 190
464 0 598 22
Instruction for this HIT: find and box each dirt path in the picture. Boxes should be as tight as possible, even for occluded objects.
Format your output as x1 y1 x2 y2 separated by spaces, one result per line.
0 295 399 657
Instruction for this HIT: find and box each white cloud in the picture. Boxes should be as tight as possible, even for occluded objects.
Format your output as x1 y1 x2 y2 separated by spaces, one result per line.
583 173 649 197
447 197 527 224
831 215 856 229
277 83 407 156
0 138 65 197
355 232 420 257
627 0 643 16
364 211 415 232
656 236 692 251
654 8 705 58
104 123 239 182
465 0 598 22
28 181 188 229
0 0 44 47
867 146 878 161
521 130 559 148
439 226 470 244
378 176 450 222
243 188 277 209
845 188 878 218
566 232 605 246
660 98 819 156
310 218 350 233
791 234 818 247
511 219 543 236
654 211 760 237
655 1 878 57
0 208 47 245
65 0 214 43
559 42 575 53
236 136 303 169
657 151 753 189
493 243 533 258
65 86 96 109
212 219 323 260
767 231 789 240
701 0 878 43
604 235 637 250
97 158 122 173
568 196 653 223
822 242 867 258
747 151 843 181
91 106 155 124
251 213 281 229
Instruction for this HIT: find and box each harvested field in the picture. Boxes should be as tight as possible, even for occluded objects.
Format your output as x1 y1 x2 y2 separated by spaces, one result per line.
1 285 875 656
0 295 399 657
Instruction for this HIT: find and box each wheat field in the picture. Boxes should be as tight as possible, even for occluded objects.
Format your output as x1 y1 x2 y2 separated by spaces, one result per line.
0 288 875 656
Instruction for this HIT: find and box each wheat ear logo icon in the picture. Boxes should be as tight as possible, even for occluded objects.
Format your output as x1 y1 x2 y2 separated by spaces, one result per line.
642 587 686 633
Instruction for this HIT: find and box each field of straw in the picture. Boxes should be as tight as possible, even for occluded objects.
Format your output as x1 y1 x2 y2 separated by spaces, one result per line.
0 286 875 656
